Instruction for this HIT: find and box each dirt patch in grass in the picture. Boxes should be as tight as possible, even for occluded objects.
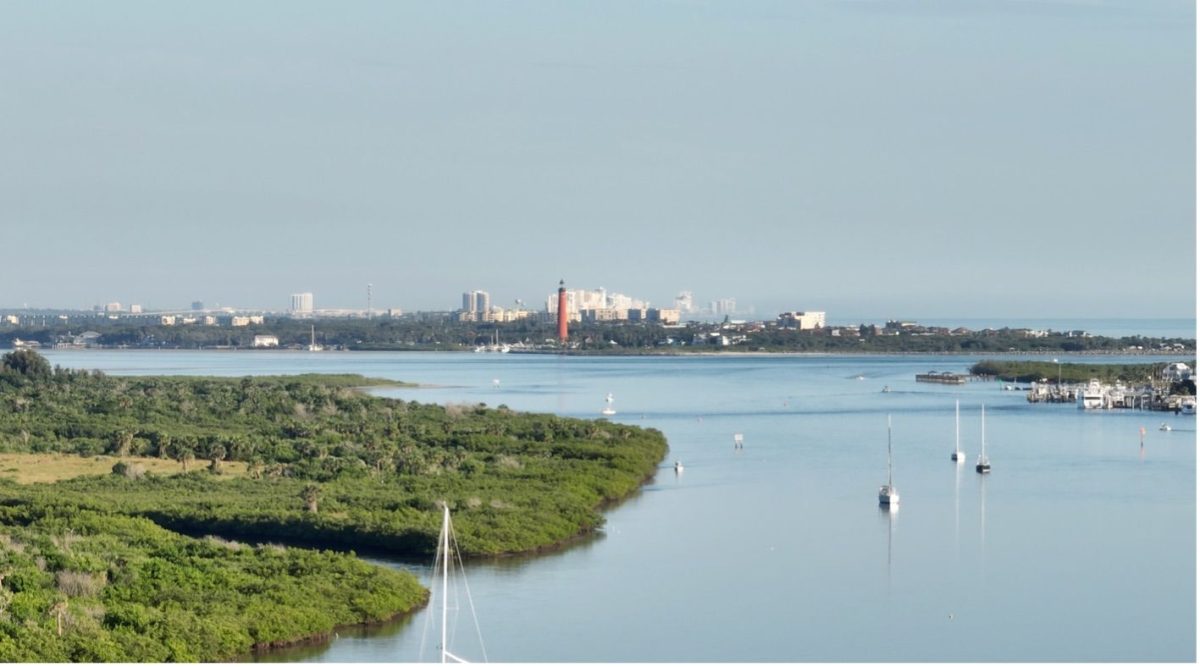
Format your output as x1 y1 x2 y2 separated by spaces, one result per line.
0 453 248 484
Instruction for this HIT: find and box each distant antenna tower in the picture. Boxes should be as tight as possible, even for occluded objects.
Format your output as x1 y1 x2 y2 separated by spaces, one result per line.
366 283 373 319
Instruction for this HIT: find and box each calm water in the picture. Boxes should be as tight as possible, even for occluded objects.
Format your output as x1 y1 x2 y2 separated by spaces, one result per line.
39 350 1197 662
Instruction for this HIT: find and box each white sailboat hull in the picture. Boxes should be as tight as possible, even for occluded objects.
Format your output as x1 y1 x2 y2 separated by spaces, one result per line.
878 486 899 506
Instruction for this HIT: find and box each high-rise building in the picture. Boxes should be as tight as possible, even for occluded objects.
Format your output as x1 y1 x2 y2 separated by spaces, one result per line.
675 291 694 314
191 301 205 311
461 290 490 315
546 287 647 317
290 292 314 314
711 298 737 316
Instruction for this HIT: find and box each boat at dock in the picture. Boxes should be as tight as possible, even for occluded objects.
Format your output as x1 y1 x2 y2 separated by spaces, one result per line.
1078 379 1105 410
307 325 324 352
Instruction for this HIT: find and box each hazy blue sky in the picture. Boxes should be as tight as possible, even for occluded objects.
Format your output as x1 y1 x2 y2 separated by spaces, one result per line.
1 0 1194 319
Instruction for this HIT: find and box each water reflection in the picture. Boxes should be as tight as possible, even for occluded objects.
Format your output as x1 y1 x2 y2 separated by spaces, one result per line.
954 460 963 564
879 504 897 592
978 473 988 580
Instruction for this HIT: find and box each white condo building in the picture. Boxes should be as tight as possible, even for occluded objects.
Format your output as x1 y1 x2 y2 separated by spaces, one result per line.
290 292 314 314
675 291 694 314
546 287 649 318
778 311 826 330
462 290 491 315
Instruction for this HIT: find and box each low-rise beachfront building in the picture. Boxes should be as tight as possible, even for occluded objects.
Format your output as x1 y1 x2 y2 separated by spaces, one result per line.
253 335 279 348
778 311 826 330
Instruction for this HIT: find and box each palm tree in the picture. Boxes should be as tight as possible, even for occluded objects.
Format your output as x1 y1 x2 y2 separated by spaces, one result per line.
49 598 68 637
301 484 321 513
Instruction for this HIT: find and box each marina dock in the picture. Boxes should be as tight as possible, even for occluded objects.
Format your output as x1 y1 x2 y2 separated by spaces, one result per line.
1026 380 1196 413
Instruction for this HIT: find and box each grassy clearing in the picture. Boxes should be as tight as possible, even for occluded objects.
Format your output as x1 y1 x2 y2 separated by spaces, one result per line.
0 452 248 484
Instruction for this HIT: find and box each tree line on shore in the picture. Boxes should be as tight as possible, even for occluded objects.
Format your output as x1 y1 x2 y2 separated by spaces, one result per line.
970 359 1196 391
1 316 1193 353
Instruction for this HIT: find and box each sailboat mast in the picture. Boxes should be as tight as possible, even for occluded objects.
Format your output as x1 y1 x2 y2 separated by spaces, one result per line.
981 405 987 458
955 400 960 453
887 415 893 487
441 505 450 664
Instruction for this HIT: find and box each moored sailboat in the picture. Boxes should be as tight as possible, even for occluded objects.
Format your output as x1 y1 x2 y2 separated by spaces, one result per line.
976 405 991 474
601 393 616 416
879 415 899 508
425 505 486 663
951 400 965 463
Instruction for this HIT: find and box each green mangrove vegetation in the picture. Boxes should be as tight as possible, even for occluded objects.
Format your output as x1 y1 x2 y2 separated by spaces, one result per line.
970 359 1196 389
0 350 669 659
0 503 425 661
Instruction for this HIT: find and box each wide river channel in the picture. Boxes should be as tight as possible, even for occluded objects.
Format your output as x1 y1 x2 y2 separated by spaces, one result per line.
40 350 1196 662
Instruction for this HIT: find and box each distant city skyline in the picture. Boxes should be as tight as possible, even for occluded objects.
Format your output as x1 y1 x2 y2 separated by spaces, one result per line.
0 2 1193 320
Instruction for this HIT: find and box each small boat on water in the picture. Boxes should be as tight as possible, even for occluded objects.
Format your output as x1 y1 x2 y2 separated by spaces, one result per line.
1160 422 1172 432
601 393 616 416
733 433 744 449
674 460 684 473
878 415 899 508
951 399 965 463
976 405 992 474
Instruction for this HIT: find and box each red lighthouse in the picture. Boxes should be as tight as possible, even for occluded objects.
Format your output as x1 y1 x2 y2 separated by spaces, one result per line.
556 280 568 344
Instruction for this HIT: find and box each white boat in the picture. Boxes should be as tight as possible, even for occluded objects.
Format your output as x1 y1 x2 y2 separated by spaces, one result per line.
1181 397 1196 415
878 415 899 508
428 505 486 663
1159 422 1172 432
476 331 510 353
601 393 616 416
733 433 744 449
951 400 965 463
307 325 324 352
976 405 991 474
673 460 684 473
1078 379 1105 410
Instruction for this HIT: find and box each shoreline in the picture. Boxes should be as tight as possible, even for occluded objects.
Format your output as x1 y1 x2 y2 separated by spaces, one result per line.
226 451 667 660
236 590 431 660
29 346 1198 358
